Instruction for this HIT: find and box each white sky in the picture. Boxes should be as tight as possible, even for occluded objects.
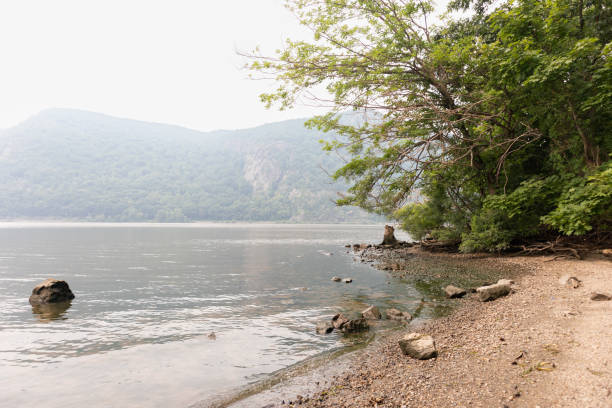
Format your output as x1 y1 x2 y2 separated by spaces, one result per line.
0 0 322 130
0 0 448 131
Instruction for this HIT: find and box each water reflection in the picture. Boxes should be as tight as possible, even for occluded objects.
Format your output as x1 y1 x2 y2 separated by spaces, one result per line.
31 301 72 322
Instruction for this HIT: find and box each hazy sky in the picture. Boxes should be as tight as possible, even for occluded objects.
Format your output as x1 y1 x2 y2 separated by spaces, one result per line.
0 0 446 131
0 0 324 131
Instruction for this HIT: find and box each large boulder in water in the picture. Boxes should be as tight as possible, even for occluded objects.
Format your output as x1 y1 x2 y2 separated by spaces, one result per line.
29 279 75 305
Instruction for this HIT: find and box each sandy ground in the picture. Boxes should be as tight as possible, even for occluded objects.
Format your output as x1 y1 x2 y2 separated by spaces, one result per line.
280 253 612 408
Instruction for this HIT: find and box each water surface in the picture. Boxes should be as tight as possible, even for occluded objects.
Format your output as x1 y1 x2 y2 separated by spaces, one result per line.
0 223 444 408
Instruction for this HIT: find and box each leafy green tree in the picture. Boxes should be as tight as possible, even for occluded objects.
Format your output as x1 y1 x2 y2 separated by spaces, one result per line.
248 0 611 251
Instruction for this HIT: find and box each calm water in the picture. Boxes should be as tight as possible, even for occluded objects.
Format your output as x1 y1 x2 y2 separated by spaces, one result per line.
0 223 442 408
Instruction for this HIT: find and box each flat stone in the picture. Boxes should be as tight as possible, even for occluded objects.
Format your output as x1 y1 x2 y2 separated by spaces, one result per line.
398 332 437 360
444 285 467 299
331 276 341 282
476 282 511 302
361 305 382 320
590 292 612 301
29 278 75 305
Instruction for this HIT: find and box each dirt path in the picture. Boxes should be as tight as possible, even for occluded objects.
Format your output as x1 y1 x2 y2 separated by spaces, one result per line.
290 254 612 408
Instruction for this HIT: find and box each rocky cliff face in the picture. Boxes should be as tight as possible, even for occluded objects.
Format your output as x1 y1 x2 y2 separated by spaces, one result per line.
243 145 286 194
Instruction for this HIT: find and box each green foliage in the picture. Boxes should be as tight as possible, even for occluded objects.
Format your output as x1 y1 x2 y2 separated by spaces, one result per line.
542 161 612 235
460 176 565 251
249 0 611 251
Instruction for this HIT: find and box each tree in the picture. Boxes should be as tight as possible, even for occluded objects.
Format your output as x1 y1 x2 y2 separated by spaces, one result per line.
248 0 611 251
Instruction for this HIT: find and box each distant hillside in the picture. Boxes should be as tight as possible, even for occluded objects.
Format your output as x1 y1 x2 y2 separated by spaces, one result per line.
0 109 380 222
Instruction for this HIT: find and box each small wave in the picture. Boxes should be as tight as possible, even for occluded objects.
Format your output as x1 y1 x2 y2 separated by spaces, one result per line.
0 277 39 282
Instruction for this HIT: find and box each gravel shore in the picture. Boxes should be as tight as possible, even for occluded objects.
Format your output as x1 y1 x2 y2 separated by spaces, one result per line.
281 249 612 408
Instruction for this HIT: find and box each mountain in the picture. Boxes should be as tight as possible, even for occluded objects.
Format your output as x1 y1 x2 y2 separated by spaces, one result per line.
0 109 379 222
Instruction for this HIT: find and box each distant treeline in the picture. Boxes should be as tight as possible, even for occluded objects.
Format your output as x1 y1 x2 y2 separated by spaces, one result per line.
0 109 379 223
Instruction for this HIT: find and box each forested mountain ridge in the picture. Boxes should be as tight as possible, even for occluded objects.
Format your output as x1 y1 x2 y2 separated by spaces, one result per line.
0 109 378 222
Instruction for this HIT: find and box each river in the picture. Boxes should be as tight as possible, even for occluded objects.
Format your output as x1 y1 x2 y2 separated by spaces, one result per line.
0 223 449 408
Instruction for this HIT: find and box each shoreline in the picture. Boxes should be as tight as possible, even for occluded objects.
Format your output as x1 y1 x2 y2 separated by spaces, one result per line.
255 248 612 407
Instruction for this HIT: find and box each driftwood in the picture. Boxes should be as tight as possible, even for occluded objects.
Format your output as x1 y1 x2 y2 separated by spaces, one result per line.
419 239 460 252
512 232 612 260
515 240 582 260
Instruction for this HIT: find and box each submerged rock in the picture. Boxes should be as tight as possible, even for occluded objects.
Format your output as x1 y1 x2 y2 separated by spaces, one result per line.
29 278 75 305
386 308 412 321
340 318 369 333
31 301 72 322
476 281 511 302
344 278 353 283
361 305 382 320
444 285 467 299
316 320 334 334
398 333 437 360
331 276 342 282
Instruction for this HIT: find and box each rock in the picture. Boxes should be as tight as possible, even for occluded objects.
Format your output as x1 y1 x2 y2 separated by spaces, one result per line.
398 333 437 360
207 332 216 340
353 243 369 251
602 249 612 257
444 285 467 299
340 318 369 333
344 278 353 283
497 279 515 286
476 281 511 302
381 225 398 245
386 308 412 321
332 313 349 330
331 276 341 282
559 275 582 289
29 278 75 305
316 320 334 334
330 313 369 333
361 305 382 320
590 292 612 301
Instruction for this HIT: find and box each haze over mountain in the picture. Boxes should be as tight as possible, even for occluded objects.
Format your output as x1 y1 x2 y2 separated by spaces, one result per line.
0 109 380 223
